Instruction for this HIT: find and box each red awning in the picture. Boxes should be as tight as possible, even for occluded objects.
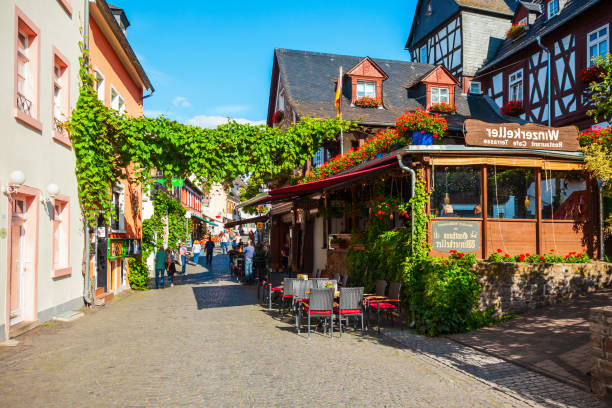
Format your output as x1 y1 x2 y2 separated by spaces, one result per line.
269 162 397 197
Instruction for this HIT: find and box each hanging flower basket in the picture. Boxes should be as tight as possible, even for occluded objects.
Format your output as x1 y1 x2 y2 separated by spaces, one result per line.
579 65 604 83
429 102 457 114
396 109 447 145
507 23 527 39
500 100 525 117
272 110 284 124
354 96 382 108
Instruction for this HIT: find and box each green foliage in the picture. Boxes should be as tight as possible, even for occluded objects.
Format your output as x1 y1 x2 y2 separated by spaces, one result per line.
404 255 482 336
128 257 150 291
141 190 188 259
409 170 432 259
586 54 612 123
68 47 351 224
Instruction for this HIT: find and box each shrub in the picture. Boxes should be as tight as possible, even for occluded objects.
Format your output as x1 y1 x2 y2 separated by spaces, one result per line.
128 257 150 290
507 23 526 39
404 255 481 336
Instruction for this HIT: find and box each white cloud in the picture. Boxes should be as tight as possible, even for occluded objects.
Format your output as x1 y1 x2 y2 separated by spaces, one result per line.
188 115 265 129
172 96 191 108
210 105 250 115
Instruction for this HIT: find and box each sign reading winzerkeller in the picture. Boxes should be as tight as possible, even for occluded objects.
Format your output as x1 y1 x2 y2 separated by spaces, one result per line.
464 119 580 152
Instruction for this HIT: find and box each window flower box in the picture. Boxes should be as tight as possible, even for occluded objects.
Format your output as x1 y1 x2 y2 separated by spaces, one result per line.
500 100 525 117
579 65 604 84
507 23 527 39
272 110 284 124
429 102 457 114
354 96 382 108
396 109 448 145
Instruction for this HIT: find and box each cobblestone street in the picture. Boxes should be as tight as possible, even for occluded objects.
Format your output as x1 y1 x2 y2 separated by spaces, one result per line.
0 251 602 407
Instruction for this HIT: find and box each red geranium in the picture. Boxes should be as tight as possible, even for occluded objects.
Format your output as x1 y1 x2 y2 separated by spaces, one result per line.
429 102 457 114
272 110 284 124
579 64 604 83
496 248 503 253
354 96 382 108
501 100 525 117
507 23 526 39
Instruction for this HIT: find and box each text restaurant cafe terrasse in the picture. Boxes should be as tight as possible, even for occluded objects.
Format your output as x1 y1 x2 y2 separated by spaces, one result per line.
293 119 601 262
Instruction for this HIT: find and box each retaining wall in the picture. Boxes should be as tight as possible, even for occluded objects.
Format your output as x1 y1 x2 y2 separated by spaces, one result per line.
590 306 612 401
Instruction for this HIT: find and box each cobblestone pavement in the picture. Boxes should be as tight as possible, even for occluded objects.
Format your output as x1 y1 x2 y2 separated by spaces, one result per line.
383 329 607 408
0 250 599 407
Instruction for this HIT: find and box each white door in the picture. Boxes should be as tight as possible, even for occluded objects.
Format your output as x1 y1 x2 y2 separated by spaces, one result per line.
10 215 26 326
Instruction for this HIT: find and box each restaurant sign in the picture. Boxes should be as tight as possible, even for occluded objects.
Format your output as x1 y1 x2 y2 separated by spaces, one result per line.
432 220 479 253
464 119 579 152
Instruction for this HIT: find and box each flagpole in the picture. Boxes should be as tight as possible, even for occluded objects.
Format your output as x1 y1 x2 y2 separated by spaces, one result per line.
339 66 343 155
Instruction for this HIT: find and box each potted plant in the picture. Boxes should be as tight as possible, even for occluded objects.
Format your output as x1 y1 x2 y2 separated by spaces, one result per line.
272 110 284 124
507 23 527 39
354 96 382 108
500 100 525 117
579 64 604 84
429 102 457 114
330 235 348 249
396 109 448 145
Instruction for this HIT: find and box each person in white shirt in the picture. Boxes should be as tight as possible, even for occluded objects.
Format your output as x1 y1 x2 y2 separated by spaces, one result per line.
192 240 202 265
220 232 229 254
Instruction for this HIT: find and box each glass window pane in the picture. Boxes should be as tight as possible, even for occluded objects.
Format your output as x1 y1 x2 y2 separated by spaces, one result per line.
431 166 482 218
599 27 607 36
487 166 535 219
590 32 598 42
600 41 607 55
541 171 588 220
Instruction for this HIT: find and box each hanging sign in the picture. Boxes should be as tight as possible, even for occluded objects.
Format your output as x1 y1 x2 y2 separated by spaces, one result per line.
256 222 263 230
432 220 480 253
464 119 579 152
171 178 184 187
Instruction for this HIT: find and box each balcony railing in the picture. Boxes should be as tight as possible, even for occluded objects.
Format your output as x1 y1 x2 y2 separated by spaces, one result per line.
16 92 32 116
53 117 65 134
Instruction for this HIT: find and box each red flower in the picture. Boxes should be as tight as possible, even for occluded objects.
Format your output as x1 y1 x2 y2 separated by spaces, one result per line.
540 256 545 261
504 254 510 258
449 250 457 254
525 253 530 257
518 254 526 262
496 248 502 253
458 253 465 258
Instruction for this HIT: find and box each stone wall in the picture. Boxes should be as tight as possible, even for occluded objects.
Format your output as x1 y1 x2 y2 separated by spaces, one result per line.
590 306 612 401
475 262 612 315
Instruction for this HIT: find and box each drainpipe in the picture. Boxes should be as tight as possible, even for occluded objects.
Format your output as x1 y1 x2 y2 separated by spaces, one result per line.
396 155 416 255
536 36 552 126
600 180 607 261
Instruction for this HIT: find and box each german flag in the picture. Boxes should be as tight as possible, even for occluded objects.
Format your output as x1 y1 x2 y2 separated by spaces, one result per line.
334 66 343 118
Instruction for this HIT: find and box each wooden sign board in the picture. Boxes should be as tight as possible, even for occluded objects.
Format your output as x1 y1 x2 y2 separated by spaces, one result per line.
432 220 480 253
464 119 579 152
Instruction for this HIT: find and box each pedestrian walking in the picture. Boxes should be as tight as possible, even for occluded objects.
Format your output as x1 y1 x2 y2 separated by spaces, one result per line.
154 246 168 289
179 242 188 274
205 235 215 266
244 239 255 282
193 240 202 265
220 232 229 254
166 249 177 287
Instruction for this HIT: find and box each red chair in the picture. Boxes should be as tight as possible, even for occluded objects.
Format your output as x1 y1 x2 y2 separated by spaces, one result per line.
303 288 334 338
334 287 364 337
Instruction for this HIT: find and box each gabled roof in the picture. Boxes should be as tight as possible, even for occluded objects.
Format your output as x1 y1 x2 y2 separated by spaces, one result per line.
518 1 542 13
272 48 505 130
477 0 601 74
346 57 389 79
406 0 518 49
421 65 460 85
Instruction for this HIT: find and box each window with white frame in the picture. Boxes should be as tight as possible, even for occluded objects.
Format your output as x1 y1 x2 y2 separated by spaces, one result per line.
469 81 482 94
587 25 609 66
16 29 32 115
94 70 105 103
356 81 376 98
53 200 69 271
509 69 523 101
110 186 125 231
547 0 559 19
110 87 125 114
420 45 427 63
431 87 449 104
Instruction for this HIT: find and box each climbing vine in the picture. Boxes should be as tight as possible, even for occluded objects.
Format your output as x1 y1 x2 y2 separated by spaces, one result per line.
66 47 352 225
141 190 188 259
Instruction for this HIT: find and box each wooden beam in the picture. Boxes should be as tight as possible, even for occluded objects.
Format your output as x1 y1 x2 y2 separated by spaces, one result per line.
535 168 542 254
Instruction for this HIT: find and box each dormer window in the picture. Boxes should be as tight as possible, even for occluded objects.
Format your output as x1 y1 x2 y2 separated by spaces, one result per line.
356 81 376 99
547 0 559 19
431 87 449 104
518 17 527 26
469 81 482 94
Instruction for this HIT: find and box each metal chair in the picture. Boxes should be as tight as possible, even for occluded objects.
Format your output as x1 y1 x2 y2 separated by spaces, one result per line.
263 272 285 310
334 287 364 337
313 269 322 278
292 279 312 333
369 281 401 333
311 279 337 290
279 278 297 315
309 278 327 289
303 288 334 338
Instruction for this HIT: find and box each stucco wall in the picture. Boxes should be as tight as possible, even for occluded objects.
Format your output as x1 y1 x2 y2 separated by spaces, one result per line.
311 216 327 275
461 11 512 77
0 0 85 340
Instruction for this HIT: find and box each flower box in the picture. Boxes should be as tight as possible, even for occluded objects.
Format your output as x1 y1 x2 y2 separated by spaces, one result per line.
429 102 457 114
411 130 434 145
500 100 525 117
507 24 526 39
272 110 284 124
579 65 604 83
354 96 382 108
396 109 447 144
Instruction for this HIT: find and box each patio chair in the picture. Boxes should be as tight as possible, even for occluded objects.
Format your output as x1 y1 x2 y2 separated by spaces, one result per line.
368 281 401 333
338 274 349 287
332 272 341 282
334 287 364 337
314 269 322 278
263 272 285 310
279 278 297 316
309 278 327 289
292 279 313 333
303 288 334 338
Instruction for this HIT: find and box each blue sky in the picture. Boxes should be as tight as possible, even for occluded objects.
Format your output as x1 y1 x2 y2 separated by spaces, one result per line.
120 0 417 127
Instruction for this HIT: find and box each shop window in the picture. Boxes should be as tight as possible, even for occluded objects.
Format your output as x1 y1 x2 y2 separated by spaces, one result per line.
588 25 609 66
431 166 482 218
487 166 535 219
53 198 70 277
541 170 587 220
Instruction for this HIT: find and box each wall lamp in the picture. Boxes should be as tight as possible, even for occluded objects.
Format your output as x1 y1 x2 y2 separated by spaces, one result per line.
1 170 26 195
